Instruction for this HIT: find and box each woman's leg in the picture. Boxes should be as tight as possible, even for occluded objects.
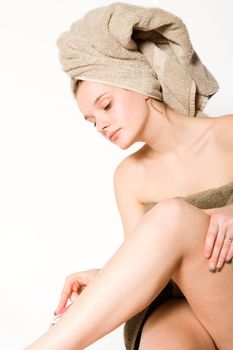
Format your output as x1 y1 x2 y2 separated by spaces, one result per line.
139 299 216 350
170 202 233 350
26 199 233 350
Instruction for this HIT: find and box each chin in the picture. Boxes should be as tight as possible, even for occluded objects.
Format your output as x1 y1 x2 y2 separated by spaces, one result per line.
117 139 135 150
118 144 129 150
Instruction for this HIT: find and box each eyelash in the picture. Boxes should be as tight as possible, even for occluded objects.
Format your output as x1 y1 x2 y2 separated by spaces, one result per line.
104 103 111 110
87 102 111 127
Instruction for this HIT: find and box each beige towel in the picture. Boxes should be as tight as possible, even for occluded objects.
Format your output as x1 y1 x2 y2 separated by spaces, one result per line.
57 2 219 117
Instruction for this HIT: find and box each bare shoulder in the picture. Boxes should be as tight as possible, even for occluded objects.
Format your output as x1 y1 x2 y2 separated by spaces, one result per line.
114 148 146 190
212 114 233 149
113 148 146 237
113 149 143 202
114 153 138 182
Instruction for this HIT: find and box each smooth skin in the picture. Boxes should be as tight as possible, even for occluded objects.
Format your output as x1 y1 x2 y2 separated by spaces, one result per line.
26 82 233 350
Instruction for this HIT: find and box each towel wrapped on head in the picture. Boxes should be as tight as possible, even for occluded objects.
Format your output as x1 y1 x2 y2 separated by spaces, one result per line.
57 2 219 117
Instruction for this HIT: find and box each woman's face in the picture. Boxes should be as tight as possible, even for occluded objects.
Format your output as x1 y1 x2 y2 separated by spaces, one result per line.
76 81 150 149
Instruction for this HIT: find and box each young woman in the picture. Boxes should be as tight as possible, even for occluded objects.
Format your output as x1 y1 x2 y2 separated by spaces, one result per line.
26 3 233 350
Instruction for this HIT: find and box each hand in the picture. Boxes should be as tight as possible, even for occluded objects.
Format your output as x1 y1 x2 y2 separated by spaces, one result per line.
54 268 101 315
203 208 233 271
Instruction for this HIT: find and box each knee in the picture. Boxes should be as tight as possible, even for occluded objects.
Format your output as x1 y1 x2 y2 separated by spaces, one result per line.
145 197 185 229
141 198 185 245
144 197 209 240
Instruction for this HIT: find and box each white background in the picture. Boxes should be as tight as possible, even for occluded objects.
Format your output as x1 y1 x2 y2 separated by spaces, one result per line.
0 0 232 349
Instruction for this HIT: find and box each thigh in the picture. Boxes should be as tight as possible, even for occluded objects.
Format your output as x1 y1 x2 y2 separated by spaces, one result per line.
166 199 233 349
139 298 216 350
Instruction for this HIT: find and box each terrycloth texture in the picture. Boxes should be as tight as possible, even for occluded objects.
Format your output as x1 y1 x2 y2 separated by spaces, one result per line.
57 2 219 117
124 181 233 350
144 181 233 212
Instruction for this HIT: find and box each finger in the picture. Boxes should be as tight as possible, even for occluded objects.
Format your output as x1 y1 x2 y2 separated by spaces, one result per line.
226 238 233 262
209 218 227 271
55 276 75 314
70 291 79 303
204 216 219 258
225 219 233 262
216 228 233 270
55 289 70 315
55 273 88 314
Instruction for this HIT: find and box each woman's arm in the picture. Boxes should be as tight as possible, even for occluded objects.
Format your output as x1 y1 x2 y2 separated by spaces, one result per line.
202 114 233 268
113 157 145 238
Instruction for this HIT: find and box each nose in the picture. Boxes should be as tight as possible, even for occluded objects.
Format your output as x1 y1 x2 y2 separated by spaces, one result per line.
96 119 110 134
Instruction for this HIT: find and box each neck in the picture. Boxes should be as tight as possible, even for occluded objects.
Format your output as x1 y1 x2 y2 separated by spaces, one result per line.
140 106 214 158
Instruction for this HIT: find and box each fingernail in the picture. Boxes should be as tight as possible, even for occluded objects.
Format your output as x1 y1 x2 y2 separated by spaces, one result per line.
56 307 66 316
209 263 216 272
209 267 215 272
55 305 71 316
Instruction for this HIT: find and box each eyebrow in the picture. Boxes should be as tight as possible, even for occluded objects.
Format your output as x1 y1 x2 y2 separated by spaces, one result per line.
94 92 108 105
84 92 108 120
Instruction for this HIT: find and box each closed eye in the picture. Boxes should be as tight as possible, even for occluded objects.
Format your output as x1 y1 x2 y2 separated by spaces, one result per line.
104 103 111 110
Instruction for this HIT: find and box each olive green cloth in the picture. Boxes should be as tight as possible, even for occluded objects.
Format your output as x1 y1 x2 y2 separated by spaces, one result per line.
124 181 233 350
57 2 219 117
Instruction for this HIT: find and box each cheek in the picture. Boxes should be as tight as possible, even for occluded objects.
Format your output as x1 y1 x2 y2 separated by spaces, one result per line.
114 95 149 126
128 99 149 124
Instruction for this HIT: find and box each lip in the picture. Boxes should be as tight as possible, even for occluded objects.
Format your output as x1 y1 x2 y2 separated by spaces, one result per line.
108 128 121 141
